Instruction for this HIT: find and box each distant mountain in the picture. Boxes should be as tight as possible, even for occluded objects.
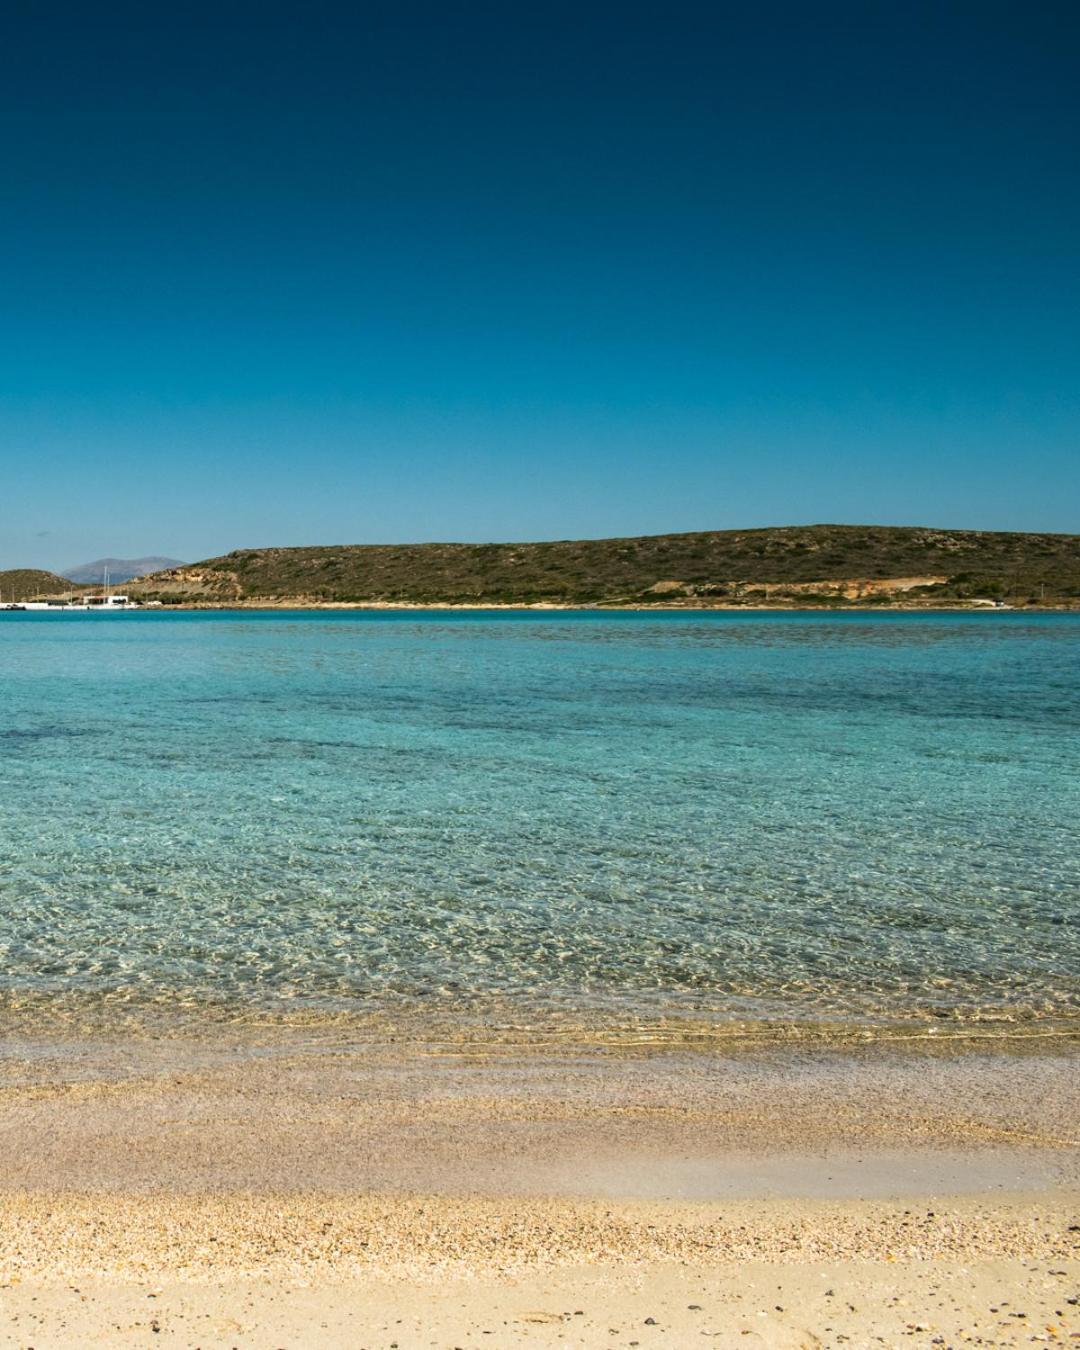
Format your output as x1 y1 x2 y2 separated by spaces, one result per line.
61 556 186 585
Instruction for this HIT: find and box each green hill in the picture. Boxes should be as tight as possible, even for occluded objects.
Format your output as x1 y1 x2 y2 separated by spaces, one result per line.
129 525 1080 607
0 569 84 602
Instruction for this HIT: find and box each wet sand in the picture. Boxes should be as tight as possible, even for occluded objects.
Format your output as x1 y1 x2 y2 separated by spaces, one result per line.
0 1033 1077 1345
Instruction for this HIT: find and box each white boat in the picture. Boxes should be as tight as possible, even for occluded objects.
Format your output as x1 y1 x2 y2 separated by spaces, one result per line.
80 566 140 609
81 593 139 609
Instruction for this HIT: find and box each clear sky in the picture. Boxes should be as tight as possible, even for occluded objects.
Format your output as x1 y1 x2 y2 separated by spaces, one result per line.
2 1 1078 570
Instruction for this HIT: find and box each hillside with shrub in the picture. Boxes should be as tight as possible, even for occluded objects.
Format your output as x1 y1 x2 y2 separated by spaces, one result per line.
0 569 85 601
128 525 1080 607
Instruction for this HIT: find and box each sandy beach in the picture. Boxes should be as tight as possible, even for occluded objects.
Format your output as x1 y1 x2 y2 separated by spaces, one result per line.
0 1194 1076 1347
0 1032 1076 1346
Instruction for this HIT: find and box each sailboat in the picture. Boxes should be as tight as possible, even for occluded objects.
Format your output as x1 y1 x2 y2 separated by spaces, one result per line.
82 566 140 610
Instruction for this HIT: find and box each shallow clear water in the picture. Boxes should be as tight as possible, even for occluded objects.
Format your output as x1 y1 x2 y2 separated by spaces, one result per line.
0 610 1077 1032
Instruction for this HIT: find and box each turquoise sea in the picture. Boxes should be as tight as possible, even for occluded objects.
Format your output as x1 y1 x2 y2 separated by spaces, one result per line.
0 610 1077 1035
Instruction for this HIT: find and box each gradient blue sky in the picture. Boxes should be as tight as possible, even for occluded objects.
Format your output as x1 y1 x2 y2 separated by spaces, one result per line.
2 1 1078 569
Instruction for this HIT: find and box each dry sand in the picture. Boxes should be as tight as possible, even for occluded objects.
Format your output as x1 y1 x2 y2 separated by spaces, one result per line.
0 1033 1076 1346
0 1194 1076 1347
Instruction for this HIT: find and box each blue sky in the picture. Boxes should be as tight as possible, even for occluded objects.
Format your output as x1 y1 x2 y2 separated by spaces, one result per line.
2 1 1078 569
